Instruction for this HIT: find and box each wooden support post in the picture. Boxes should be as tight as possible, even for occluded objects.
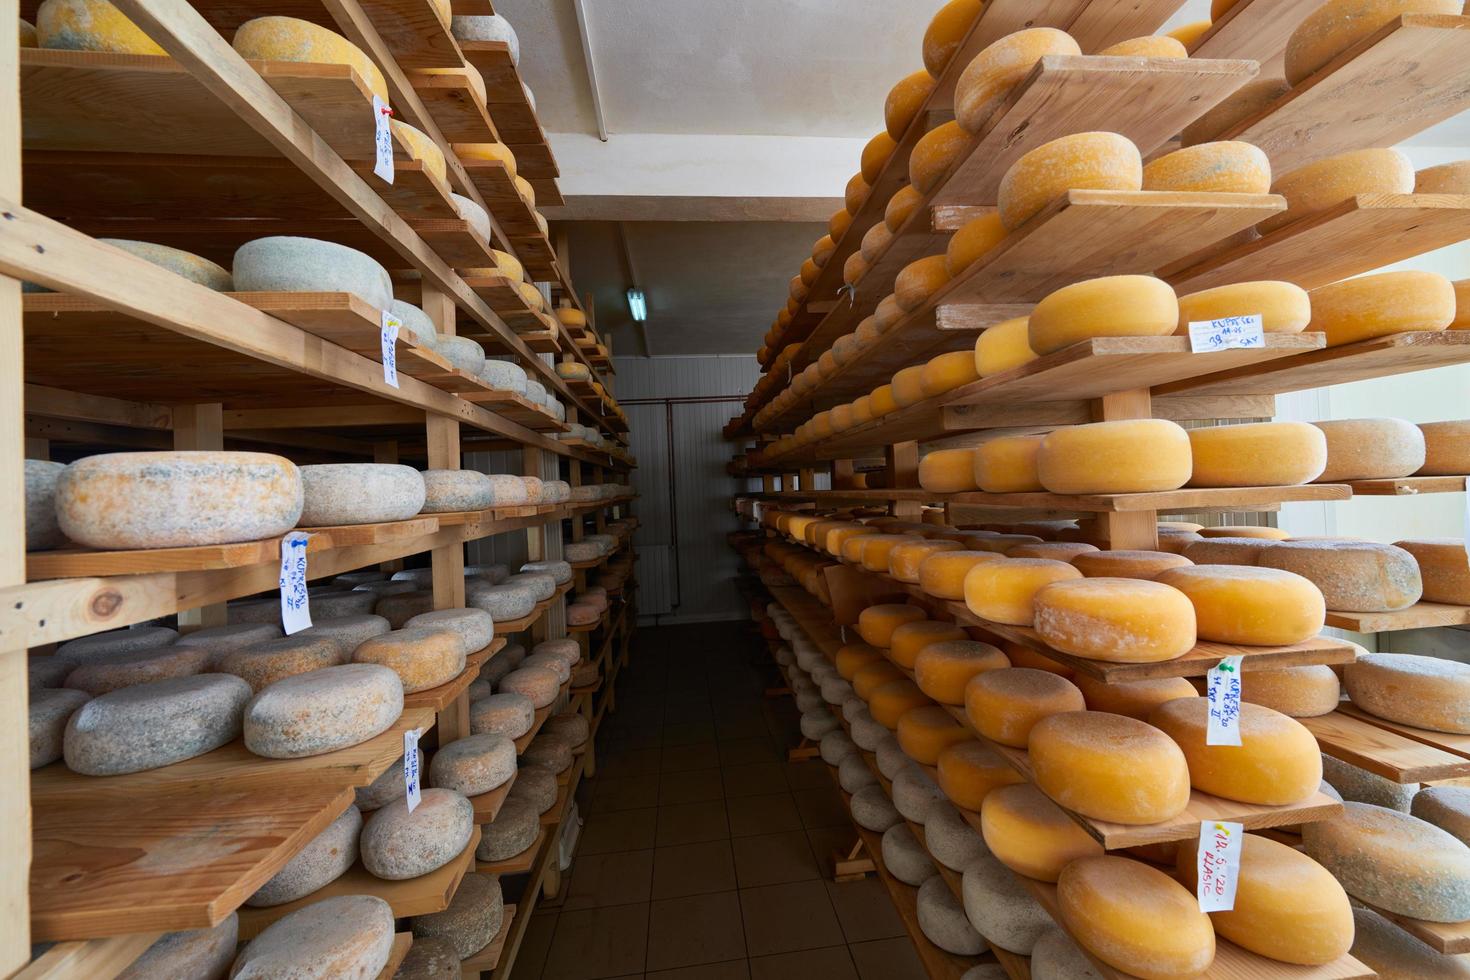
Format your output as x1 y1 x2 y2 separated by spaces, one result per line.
831 459 854 491
24 437 48 460
886 442 923 519
762 474 777 494
174 404 228 630
1092 388 1160 552
798 467 814 491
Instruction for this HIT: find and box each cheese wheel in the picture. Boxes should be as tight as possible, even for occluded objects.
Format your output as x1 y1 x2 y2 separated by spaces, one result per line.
1241 664 1341 717
830 403 856 431
918 551 1003 600
998 132 1143 230
826 524 879 557
973 434 1045 492
1168 19 1214 46
1150 697 1323 805
1259 540 1422 611
853 661 906 701
842 251 869 287
812 234 836 266
1153 565 1326 645
836 643 885 680
1345 653 1470 734
938 740 1024 810
1351 906 1470 979
1006 542 1098 561
891 365 928 407
921 350 981 396
875 294 906 330
1074 675 1197 720
898 705 971 764
910 121 970 194
857 534 919 572
1071 550 1193 580
845 172 871 215
1058 857 1216 979
1143 141 1272 194
97 241 233 292
974 317 1038 378
1177 834 1353 965
392 120 448 184
895 255 952 311
917 449 978 493
1415 787 1470 846
1028 275 1178 355
889 539 965 583
861 131 898 184
19 17 38 48
965 668 1085 748
923 0 985 76
37 0 166 54
1262 148 1415 234
1033 578 1197 663
1001 642 1073 678
963 559 1083 626
1037 419 1192 494
1098 35 1188 57
232 17 388 101
982 783 1104 881
1198 525 1289 540
861 221 894 263
869 678 932 729
857 603 927 648
829 208 852 241
885 185 925 232
869 384 899 416
1419 421 1470 474
1176 280 1312 336
1285 0 1461 85
1180 536 1274 566
915 640 1010 704
1029 711 1192 825
1314 417 1427 480
1183 78 1291 146
1396 538 1470 604
456 142 518 179
889 620 968 668
954 29 1083 133
886 70 937 139
799 258 820 287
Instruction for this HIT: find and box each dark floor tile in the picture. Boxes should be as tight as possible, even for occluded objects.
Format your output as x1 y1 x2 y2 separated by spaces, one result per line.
650 839 737 900
663 720 717 746
722 762 789 799
591 772 662 813
646 891 747 971
564 849 655 911
656 799 730 847
580 806 659 856
659 768 725 805
738 880 845 957
601 748 664 779
646 962 749 980
847 937 927 980
731 830 820 888
664 700 714 724
824 877 906 943
725 793 803 838
783 760 830 791
748 946 858 980
514 911 559 980
792 786 849 829
716 715 770 741
660 742 722 774
542 902 650 980
805 826 859 880
717 737 782 767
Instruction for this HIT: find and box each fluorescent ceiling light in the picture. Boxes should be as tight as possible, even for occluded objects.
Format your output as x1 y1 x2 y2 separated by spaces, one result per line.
626 288 647 322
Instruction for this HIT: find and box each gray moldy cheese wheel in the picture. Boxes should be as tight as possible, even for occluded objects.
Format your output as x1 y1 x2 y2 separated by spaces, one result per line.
65 674 252 775
541 712 589 747
962 852 1053 954
25 459 65 551
1393 539 1470 605
233 236 392 309
63 646 209 695
839 754 878 793
876 736 908 781
521 652 571 685
295 614 391 658
391 568 435 586
244 664 403 759
1418 420 1470 475
541 480 571 503
373 591 435 629
437 336 487 375
800 711 839 740
919 876 987 956
1344 652 1470 734
354 580 416 597
1181 537 1278 566
506 572 556 602
412 872 504 958
57 626 177 663
96 239 232 290
310 589 378 619
216 635 344 692
246 804 362 907
420 470 494 512
1351 906 1470 979
428 732 515 796
480 360 528 393
393 936 461 980
467 582 537 621
882 823 938 886
56 451 303 550
387 300 436 348
893 766 946 823
465 562 510 584
29 657 71 691
564 541 601 562
567 602 600 626
355 747 423 811
820 730 857 765
1030 929 1105 980
1241 664 1340 717
353 627 465 693
850 784 901 831
1324 754 1416 811
1259 539 1422 611
117 915 238 980
521 737 572 773
405 608 495 656
231 894 394 978
477 797 540 861
30 688 90 769
175 622 283 661
1304 802 1470 921
470 693 535 739
360 788 474 880
522 559 572 584
485 474 529 505
925 800 989 871
335 569 388 585
1413 787 1470 846
1313 418 1426 482
228 597 284 626
298 464 425 526
509 765 557 813
531 638 580 667
498 666 560 708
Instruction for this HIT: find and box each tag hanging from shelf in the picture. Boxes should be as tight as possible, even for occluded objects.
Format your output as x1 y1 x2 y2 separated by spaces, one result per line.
372 96 395 184
1196 819 1243 912
278 531 312 635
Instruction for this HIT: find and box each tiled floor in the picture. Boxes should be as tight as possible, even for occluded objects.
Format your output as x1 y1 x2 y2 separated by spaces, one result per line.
511 622 928 980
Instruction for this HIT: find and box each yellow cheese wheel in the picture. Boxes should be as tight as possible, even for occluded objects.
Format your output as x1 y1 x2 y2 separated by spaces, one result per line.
1316 417 1429 482
964 559 1083 626
1177 834 1354 966
974 317 1038 377
786 515 819 542
966 668 1085 748
20 17 37 46
1037 419 1192 494
1151 697 1323 804
923 0 985 76
861 221 894 263
1029 711 1192 824
455 141 519 178
875 293 906 330
1186 421 1328 488
845 172 871 214
1180 537 1276 568
886 69 938 139
870 384 900 416
1075 674 1198 720
1143 141 1271 194
826 523 879 557
836 643 886 680
998 132 1143 230
869 677 932 729
897 705 971 764
513 174 537 207
965 533 1044 554
861 132 897 184
1183 78 1290 146
1176 280 1312 336
1309 271 1455 347
895 255 952 313
854 317 882 349
918 551 1004 600
1006 542 1098 561
1240 664 1341 717
1420 421 1470 474
954 28 1082 133
851 396 876 424
1154 565 1326 646
804 518 846 548
811 411 833 440
973 434 1045 492
857 603 927 648
1262 148 1415 235
1058 857 1217 979
918 449 979 493
1028 275 1178 355
38 0 166 53
945 211 1007 278
812 234 836 267
909 121 970 194
843 251 869 288
915 640 1010 704
1000 641 1073 678
891 365 928 407
1285 0 1461 85
799 257 820 287
233 16 388 101
857 534 922 573
1345 652 1470 734
885 185 925 233
829 208 852 241
921 350 981 397
830 403 855 432
1167 19 1214 47
1098 35 1188 57
889 620 968 668
1071 550 1193 580
1212 0 1241 17
1199 525 1289 539
853 661 906 700
1033 577 1198 663
982 783 1104 881
889 539 965 583
937 740 1025 810
790 276 809 303
1396 538 1470 605
1418 160 1470 193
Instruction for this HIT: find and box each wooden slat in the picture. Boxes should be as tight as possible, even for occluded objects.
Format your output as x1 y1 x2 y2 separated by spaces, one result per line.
475 829 542 875
1302 711 1470 783
467 771 516 823
1337 703 1470 762
411 70 498 143
459 388 568 432
404 643 496 712
11 933 160 980
1356 899 1470 955
456 157 545 238
376 934 413 980
182 0 464 70
1346 475 1469 496
1325 602 1470 632
1186 0 1322 77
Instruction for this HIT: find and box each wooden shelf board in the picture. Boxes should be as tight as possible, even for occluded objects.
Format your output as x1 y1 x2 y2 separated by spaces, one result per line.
184 0 464 71
539 753 584 826
468 771 516 823
506 232 558 281
475 831 542 875
461 903 516 973
1301 711 1470 784
459 387 567 431
376 933 412 980
460 273 550 332
1186 0 1321 77
236 828 482 941
1345 475 1468 496
404 643 495 712
1224 14 1470 174
411 70 498 142
1357 899 1470 955
494 584 572 636
456 157 544 238
1325 602 1470 633
754 483 1345 515
1337 703 1470 763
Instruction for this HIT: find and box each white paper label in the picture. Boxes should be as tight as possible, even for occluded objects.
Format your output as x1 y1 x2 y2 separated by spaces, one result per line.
372 96 395 183
1188 313 1265 353
278 531 312 635
380 310 401 388
1206 654 1244 746
403 729 421 813
1197 820 1244 912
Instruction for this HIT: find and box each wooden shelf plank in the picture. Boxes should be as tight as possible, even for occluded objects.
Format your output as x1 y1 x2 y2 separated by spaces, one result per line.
755 483 1347 515
404 642 498 713
460 271 548 330
411 70 498 142
1357 899 1470 955
1337 703 1470 763
1345 475 1468 496
1325 602 1470 633
1186 0 1322 77
459 388 568 432
468 772 516 824
475 830 542 875
377 934 413 980
456 157 545 239
457 40 561 194
1301 711 1470 784
1224 14 1470 174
